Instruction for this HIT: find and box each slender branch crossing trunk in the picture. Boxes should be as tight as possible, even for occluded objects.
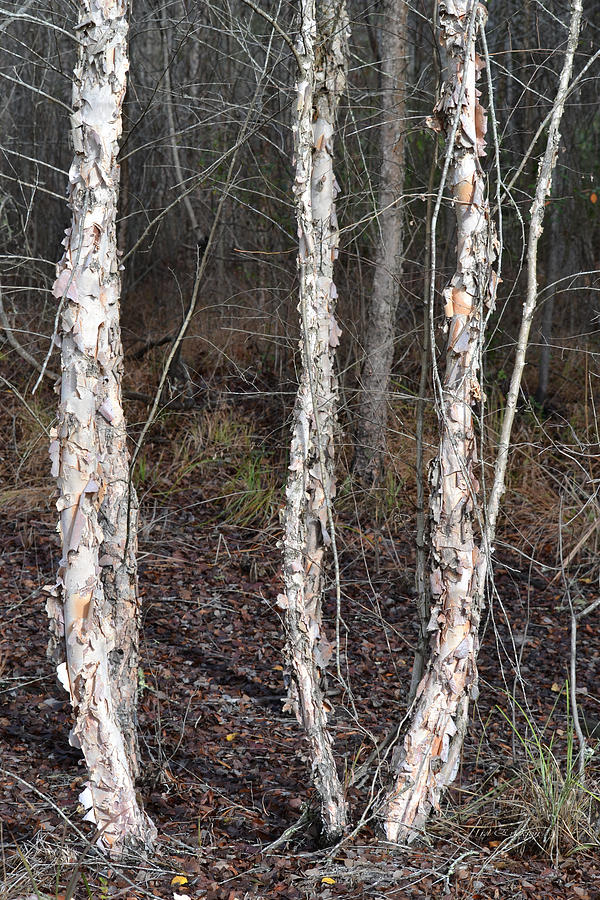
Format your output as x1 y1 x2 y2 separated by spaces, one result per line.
484 0 582 533
98 384 142 776
384 0 499 842
384 0 583 841
280 0 348 841
46 0 155 853
410 147 438 705
535 174 563 406
161 4 203 244
353 0 407 486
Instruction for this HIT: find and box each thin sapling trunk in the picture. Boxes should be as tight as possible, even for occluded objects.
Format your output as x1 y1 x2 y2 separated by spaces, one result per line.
353 0 407 486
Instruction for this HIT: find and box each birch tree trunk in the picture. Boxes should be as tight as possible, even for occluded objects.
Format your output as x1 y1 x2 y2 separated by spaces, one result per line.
46 0 156 853
384 0 499 842
353 0 407 486
280 0 348 841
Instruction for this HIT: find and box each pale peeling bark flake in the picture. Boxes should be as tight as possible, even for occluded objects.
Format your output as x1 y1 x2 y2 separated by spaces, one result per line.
47 0 156 853
384 0 498 842
280 0 349 840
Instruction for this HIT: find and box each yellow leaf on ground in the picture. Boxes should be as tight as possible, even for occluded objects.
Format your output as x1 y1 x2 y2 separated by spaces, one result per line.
551 682 561 692
322 876 336 885
226 733 237 741
171 875 188 887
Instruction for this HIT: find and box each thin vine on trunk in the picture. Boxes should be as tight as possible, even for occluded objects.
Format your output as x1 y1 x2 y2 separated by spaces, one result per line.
384 0 499 842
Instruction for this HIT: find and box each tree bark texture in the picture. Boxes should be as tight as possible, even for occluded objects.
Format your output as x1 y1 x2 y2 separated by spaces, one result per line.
279 0 348 840
46 0 155 853
353 0 407 486
384 0 498 842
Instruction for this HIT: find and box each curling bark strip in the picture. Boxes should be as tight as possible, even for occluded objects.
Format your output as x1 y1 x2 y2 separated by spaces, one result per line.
280 0 348 839
384 0 498 841
46 0 155 852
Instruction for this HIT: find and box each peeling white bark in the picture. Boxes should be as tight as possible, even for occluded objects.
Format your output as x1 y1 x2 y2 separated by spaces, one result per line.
385 0 582 842
384 0 499 842
47 0 156 854
354 0 407 485
280 0 348 841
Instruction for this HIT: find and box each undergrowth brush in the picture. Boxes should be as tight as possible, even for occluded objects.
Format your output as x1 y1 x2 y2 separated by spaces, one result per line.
496 694 600 860
444 693 600 862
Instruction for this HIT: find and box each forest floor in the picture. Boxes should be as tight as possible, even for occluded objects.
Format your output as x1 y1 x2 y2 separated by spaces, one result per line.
2 384 600 899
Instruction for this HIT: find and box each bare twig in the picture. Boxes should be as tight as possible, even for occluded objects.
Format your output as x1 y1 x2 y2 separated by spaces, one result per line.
485 0 584 537
32 194 90 394
0 288 59 381
126 9 280 552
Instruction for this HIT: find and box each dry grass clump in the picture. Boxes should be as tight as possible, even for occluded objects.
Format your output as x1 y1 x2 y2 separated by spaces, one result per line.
498 745 600 860
432 693 600 863
477 699 600 862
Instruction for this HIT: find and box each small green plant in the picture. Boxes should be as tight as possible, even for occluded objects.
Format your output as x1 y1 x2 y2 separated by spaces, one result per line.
221 454 278 527
496 686 600 860
378 466 405 520
135 454 147 485
81 872 93 900
138 667 148 697
211 411 252 450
